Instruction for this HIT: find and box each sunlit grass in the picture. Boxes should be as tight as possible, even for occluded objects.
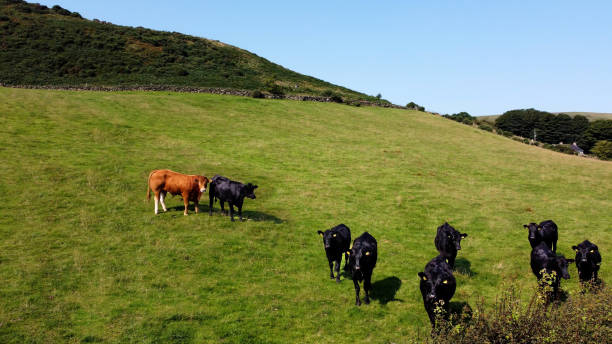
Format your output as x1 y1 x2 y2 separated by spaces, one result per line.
0 87 610 343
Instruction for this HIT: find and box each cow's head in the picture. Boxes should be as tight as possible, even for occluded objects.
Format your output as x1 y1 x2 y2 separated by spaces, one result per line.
572 240 601 269
243 183 257 199
195 176 210 193
418 271 454 305
440 223 467 251
317 229 341 250
523 223 540 242
555 256 575 280
348 244 374 272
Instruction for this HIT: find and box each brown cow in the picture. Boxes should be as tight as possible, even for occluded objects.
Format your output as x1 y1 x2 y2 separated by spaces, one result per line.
146 169 210 215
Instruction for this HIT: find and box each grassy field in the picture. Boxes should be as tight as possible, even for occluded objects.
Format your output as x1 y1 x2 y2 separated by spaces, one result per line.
0 87 610 343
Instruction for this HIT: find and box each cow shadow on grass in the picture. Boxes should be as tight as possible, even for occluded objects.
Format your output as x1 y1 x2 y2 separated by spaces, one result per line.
194 207 284 224
370 276 403 305
454 258 476 277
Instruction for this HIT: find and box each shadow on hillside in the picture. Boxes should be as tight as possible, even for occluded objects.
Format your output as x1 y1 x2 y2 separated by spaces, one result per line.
370 276 403 305
455 258 476 277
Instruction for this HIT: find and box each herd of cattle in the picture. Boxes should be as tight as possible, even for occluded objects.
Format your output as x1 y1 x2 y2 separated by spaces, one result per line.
318 220 603 328
146 169 603 328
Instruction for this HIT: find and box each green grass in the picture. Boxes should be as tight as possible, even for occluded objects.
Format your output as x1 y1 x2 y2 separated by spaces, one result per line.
0 87 610 343
0 0 383 103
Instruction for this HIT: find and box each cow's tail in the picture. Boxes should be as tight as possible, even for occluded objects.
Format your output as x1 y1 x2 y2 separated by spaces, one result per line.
146 170 156 201
209 180 218 203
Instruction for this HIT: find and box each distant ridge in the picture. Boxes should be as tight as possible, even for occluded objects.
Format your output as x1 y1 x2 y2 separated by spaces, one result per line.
0 0 385 103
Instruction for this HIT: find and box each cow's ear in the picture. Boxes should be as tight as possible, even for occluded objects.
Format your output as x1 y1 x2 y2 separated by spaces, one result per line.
418 272 426 281
461 233 468 238
523 224 528 229
571 245 578 251
194 178 199 183
346 251 351 255
317 230 324 236
253 185 258 189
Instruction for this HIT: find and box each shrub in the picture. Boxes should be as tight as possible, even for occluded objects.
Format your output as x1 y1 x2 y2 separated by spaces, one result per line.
330 95 343 103
321 90 333 97
429 284 611 344
478 122 493 132
591 140 612 160
251 90 265 98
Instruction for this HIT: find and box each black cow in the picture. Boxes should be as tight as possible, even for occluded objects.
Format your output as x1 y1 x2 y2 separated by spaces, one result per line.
530 242 574 297
434 222 468 269
347 232 377 306
572 240 602 283
418 255 456 328
317 224 351 282
208 174 257 221
522 220 558 252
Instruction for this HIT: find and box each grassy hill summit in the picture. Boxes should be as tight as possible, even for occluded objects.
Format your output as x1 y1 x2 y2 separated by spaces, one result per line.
0 0 383 103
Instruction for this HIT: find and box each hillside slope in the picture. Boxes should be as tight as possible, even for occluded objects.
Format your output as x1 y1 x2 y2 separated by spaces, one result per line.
0 87 610 343
0 0 380 102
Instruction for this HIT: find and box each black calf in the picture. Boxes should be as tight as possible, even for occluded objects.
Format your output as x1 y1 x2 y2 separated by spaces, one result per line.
572 240 602 283
530 242 574 297
434 222 468 269
348 232 377 306
208 175 257 221
418 255 456 328
317 224 351 282
523 220 558 252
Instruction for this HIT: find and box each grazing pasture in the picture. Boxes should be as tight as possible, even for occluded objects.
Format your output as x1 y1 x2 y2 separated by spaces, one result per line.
0 87 610 343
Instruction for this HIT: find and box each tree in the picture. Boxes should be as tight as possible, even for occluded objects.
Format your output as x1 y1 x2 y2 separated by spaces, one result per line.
590 140 612 160
578 120 612 153
376 93 382 99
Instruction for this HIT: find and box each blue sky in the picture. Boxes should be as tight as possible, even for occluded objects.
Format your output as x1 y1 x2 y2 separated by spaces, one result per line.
37 1 612 115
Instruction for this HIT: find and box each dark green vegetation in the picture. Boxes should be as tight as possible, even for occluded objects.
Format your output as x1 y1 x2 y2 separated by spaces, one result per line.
0 0 384 103
479 112 612 124
444 109 612 160
0 87 610 343
430 285 611 344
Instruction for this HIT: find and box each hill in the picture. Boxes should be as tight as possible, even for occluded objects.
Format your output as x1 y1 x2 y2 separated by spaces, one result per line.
479 112 612 123
0 87 610 343
0 0 382 103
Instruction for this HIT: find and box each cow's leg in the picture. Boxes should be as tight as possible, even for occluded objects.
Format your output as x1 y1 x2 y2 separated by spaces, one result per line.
334 259 341 283
209 193 214 216
448 255 456 270
364 272 372 304
154 191 160 214
328 259 334 279
194 199 199 214
182 192 189 215
353 279 361 306
220 200 226 215
237 204 243 221
159 191 168 212
229 202 235 222
552 240 557 253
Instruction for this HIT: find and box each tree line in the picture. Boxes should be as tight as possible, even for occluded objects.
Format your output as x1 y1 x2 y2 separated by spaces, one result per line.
443 109 612 160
